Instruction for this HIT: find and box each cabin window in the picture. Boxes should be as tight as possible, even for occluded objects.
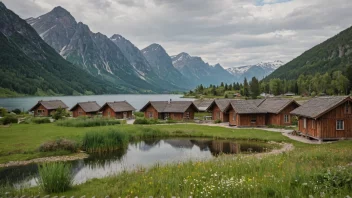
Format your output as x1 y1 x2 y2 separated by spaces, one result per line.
284 115 290 123
336 120 344 130
37 109 44 115
233 113 236 121
251 115 257 123
148 112 153 118
303 118 307 129
78 111 83 115
165 113 170 119
345 103 351 114
311 120 315 129
185 112 190 119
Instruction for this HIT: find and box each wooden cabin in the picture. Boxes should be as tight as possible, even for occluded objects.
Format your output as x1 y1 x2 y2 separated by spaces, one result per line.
70 101 101 117
99 101 136 119
193 99 214 112
227 100 267 127
206 99 232 122
140 101 198 121
291 96 352 141
259 98 300 126
29 100 68 117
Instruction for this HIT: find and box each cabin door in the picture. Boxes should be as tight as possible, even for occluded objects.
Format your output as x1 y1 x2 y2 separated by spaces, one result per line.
123 112 127 119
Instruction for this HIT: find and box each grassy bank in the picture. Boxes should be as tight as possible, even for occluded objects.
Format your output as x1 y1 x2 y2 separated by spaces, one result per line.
0 123 287 163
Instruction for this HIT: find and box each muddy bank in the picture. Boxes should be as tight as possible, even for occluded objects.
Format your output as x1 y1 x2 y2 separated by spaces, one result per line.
0 153 89 168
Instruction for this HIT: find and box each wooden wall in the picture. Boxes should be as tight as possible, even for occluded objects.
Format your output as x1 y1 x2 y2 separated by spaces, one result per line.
33 104 49 117
238 114 266 127
229 109 238 126
115 111 133 119
102 106 116 118
72 106 86 117
211 104 229 122
266 102 299 126
143 105 159 119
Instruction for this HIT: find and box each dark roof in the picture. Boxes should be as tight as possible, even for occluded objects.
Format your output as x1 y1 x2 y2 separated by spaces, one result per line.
230 100 267 114
69 101 101 112
259 98 299 114
193 99 214 111
140 101 198 113
291 96 351 119
29 100 68 111
100 101 136 112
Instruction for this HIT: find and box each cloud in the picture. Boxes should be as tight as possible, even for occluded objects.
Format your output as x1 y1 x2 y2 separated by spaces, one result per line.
2 0 352 68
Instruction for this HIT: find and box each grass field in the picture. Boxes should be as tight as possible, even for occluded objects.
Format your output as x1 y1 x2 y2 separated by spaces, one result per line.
1 123 352 197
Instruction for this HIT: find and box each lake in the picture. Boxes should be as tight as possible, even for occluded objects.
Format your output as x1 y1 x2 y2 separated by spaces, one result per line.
0 94 193 111
0 138 270 188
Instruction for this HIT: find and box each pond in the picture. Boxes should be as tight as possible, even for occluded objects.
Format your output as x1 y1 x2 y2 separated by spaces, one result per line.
0 94 193 111
0 138 271 188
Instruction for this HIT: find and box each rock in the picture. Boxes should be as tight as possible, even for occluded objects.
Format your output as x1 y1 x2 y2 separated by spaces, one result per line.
43 195 50 198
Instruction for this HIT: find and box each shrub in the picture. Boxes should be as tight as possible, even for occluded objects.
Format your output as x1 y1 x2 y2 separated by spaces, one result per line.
56 117 121 127
134 112 144 118
39 139 78 153
32 117 51 124
133 118 160 125
82 129 129 153
11 108 21 115
214 119 222 124
314 166 352 191
166 118 177 123
0 107 7 117
51 107 69 120
291 116 298 125
37 162 73 193
0 115 18 125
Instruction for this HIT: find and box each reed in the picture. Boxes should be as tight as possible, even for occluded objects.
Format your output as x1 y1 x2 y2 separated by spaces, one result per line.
82 129 129 153
56 117 121 127
37 162 73 193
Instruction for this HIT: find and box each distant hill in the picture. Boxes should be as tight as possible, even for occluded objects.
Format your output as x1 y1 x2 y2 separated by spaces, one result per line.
267 26 352 80
0 2 117 96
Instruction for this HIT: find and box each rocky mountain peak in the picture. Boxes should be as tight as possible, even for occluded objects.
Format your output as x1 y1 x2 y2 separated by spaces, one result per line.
0 2 6 9
110 34 123 40
51 6 72 17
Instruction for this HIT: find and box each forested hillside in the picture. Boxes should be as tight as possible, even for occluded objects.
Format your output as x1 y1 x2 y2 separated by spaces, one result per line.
267 25 352 80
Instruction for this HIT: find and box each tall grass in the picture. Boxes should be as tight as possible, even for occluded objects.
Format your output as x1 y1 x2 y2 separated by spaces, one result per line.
56 117 121 127
37 162 73 193
82 129 129 153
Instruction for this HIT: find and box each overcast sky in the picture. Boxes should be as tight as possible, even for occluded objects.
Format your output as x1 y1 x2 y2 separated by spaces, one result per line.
3 0 352 68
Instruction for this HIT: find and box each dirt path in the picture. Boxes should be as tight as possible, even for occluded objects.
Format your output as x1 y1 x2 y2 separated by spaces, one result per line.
0 153 89 168
254 142 294 158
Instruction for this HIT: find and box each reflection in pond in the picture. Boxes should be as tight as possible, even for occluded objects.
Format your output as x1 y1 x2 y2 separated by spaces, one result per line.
0 138 270 188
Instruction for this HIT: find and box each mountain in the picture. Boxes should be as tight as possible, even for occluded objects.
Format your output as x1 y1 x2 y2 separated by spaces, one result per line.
0 2 117 96
109 35 185 91
141 44 193 89
171 52 235 86
27 6 174 93
267 26 352 80
227 60 283 81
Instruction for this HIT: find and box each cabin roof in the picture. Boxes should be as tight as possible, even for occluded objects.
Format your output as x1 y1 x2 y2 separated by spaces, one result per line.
193 99 214 111
230 100 267 114
29 100 68 111
140 101 198 113
69 101 101 112
259 98 299 114
291 96 351 119
100 101 136 112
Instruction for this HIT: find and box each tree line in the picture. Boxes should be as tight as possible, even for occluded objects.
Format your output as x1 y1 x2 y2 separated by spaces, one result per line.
186 66 352 98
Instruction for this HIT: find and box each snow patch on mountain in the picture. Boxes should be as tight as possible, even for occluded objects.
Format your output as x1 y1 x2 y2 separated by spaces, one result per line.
227 60 284 76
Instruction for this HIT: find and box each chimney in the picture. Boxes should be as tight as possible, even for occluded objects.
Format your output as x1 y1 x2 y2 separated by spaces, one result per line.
168 99 172 104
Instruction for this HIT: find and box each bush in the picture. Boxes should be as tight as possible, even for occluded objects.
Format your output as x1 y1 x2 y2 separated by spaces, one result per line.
0 107 7 117
133 118 160 125
11 108 21 114
56 117 121 127
39 139 78 153
51 107 69 120
134 112 144 118
82 129 129 153
214 119 222 124
0 115 18 125
166 118 177 123
32 117 51 124
38 162 73 193
315 166 352 190
291 116 298 125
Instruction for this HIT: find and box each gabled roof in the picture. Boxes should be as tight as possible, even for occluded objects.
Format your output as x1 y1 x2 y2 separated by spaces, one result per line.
230 100 267 114
69 101 101 113
140 101 198 113
206 99 233 112
29 100 68 111
193 99 214 111
259 98 299 114
291 96 351 119
100 101 136 112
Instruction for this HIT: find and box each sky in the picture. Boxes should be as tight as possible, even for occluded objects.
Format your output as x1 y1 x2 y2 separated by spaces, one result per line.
2 0 352 68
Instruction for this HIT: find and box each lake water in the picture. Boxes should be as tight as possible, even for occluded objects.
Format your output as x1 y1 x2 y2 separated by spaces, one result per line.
0 138 269 188
0 94 193 111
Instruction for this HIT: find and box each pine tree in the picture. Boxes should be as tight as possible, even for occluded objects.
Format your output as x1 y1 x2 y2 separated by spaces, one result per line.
250 77 260 99
243 78 249 97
